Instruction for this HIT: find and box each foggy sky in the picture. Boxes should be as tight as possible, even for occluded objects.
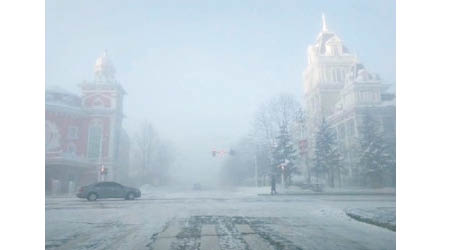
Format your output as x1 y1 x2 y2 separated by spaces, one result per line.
46 0 395 185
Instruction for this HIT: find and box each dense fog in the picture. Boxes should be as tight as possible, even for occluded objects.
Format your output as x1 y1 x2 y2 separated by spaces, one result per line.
46 1 395 189
45 1 396 250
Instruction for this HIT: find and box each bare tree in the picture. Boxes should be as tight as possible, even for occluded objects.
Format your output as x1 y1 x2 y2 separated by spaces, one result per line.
131 121 175 186
220 94 303 187
132 121 158 184
252 94 301 145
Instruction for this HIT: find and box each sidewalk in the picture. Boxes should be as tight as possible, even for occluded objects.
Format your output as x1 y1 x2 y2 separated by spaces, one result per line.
257 186 396 196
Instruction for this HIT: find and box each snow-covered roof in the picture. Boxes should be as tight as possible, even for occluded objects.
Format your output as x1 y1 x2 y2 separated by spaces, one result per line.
45 85 74 95
46 87 82 110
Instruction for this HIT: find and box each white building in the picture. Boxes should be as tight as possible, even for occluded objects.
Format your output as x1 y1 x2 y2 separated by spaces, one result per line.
301 15 396 185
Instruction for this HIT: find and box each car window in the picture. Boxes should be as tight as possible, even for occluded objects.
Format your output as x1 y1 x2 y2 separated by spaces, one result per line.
110 182 123 188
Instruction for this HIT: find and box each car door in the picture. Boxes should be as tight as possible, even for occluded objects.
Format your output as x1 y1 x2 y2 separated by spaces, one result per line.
109 182 125 198
94 182 110 198
104 182 116 198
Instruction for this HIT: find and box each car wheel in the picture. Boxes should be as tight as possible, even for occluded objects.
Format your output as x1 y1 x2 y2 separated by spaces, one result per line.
126 192 135 200
87 193 97 201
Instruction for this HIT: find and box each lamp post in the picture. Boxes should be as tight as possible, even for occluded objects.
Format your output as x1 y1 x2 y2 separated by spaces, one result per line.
97 132 104 182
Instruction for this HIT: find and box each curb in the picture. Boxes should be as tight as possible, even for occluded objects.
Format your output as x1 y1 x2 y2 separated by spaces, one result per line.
345 211 396 232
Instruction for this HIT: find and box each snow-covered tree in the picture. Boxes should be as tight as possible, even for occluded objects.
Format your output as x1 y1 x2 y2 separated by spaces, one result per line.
250 94 302 183
313 119 343 187
272 122 298 186
357 112 394 188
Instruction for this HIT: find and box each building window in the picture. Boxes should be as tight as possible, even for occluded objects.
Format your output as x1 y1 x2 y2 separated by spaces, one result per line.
326 70 331 82
337 69 343 82
87 123 103 159
67 126 78 140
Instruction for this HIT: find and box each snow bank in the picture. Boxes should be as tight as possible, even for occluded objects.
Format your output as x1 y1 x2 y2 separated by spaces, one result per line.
345 207 396 231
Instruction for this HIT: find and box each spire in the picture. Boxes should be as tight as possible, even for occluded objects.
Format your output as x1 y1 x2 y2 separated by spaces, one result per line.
322 13 328 32
94 49 116 83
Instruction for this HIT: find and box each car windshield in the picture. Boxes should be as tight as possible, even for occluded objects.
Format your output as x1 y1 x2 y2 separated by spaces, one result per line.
45 2 396 250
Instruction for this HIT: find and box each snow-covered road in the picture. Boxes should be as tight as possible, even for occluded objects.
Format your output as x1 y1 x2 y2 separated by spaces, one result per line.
46 187 395 250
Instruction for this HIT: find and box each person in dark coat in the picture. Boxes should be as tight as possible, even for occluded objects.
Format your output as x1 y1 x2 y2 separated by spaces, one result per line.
270 174 277 195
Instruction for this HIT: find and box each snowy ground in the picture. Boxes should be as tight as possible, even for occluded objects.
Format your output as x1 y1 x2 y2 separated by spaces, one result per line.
46 186 395 250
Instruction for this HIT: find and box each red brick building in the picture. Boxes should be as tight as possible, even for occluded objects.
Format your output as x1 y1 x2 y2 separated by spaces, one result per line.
45 51 130 194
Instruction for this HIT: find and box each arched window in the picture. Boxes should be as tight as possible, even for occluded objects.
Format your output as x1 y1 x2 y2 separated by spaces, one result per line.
92 97 104 108
87 120 103 159
46 121 61 151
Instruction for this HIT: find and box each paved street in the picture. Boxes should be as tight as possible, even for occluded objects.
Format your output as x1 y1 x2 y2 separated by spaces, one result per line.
46 188 395 250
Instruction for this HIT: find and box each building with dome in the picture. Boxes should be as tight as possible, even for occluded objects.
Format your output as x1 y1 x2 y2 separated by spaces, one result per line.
300 15 396 185
45 51 130 194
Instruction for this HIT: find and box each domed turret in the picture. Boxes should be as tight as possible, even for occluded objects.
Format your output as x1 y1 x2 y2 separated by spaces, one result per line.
94 50 116 83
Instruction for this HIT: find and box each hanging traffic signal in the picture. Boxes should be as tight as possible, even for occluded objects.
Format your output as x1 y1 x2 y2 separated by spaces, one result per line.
211 148 235 157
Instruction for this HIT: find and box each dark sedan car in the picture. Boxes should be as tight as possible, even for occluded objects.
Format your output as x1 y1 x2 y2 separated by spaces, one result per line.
76 181 141 201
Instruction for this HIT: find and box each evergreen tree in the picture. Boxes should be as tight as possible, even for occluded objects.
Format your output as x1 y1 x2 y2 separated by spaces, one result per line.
358 112 393 188
384 136 396 187
272 122 298 186
313 119 343 187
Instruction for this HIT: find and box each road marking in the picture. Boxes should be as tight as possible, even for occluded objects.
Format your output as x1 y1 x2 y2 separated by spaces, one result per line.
236 224 254 234
200 225 220 250
236 224 275 250
151 221 182 250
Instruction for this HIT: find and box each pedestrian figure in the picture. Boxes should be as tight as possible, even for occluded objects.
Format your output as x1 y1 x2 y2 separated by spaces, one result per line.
270 174 277 195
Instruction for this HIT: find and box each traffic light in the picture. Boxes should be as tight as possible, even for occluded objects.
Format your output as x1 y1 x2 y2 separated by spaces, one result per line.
100 166 108 175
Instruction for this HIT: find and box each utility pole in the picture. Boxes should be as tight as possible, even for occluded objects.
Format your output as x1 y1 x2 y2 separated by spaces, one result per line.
254 155 258 187
98 132 104 182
